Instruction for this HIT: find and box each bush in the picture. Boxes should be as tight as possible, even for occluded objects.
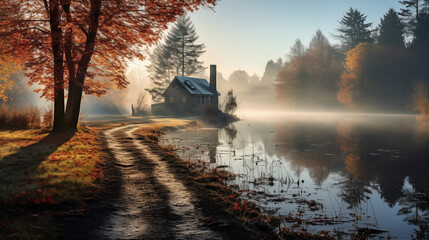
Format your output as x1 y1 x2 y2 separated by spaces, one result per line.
42 109 53 128
222 89 238 116
0 105 41 130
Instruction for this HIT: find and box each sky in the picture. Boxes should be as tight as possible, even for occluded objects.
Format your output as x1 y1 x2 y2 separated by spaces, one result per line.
129 0 403 82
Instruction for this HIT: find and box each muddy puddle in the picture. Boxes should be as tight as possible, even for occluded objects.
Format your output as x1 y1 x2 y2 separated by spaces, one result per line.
160 112 429 239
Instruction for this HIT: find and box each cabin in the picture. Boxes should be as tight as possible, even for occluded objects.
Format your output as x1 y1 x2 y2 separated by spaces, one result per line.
151 65 220 115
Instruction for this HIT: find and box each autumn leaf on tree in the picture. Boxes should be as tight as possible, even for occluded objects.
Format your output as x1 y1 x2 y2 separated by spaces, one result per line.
0 0 218 131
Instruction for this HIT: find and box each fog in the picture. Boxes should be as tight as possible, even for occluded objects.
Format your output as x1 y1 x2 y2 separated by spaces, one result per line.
80 61 153 116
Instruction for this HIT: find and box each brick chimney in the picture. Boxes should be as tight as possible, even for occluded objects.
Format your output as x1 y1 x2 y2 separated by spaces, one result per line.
209 65 218 109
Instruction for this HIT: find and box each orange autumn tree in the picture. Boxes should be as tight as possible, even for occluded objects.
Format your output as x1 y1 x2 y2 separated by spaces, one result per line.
0 0 217 131
0 49 20 101
337 43 369 109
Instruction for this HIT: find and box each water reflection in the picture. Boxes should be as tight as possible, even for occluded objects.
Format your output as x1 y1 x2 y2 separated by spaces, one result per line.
161 113 429 239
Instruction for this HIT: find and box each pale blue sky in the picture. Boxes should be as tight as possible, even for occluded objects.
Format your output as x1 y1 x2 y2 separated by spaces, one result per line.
186 0 402 77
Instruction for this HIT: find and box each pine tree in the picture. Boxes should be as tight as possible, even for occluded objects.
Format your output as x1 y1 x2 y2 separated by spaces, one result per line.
412 11 429 49
337 8 373 50
399 0 429 37
147 13 206 102
378 9 405 47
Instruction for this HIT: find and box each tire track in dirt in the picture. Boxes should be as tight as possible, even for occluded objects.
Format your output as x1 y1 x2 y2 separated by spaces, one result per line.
98 124 221 239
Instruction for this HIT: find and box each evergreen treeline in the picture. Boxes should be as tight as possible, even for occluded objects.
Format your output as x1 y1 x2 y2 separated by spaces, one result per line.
275 3 429 113
146 2 429 114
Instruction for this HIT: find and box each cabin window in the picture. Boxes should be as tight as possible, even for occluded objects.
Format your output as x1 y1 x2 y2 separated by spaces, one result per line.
182 96 186 103
169 97 173 103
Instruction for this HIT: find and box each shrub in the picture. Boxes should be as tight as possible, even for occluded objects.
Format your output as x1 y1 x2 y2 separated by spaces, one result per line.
0 105 41 130
42 109 53 128
222 89 238 116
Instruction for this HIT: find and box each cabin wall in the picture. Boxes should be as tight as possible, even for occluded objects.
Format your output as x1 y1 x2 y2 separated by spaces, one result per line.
164 88 213 114
164 87 212 114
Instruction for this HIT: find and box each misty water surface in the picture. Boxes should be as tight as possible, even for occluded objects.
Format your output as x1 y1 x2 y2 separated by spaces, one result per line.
161 112 429 239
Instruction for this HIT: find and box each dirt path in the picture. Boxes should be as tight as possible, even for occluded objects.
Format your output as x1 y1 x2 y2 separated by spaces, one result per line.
63 123 240 239
101 124 222 239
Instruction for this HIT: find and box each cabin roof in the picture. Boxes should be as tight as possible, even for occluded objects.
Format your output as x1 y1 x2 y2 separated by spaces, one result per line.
164 76 220 96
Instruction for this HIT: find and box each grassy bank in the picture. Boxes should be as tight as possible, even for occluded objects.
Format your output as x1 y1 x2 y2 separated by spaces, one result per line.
0 126 104 239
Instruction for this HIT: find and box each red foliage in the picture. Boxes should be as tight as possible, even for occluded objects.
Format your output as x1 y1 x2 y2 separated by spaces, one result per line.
0 0 218 100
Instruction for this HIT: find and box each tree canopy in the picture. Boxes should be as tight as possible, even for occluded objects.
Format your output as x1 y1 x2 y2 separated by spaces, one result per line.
378 9 405 47
0 0 217 131
337 8 373 50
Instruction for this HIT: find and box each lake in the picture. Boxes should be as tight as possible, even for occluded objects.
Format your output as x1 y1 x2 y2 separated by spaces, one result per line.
160 112 429 239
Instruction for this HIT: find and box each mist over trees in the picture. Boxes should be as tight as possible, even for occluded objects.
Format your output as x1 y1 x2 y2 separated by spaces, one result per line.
273 2 429 115
147 14 206 103
276 31 343 109
412 81 429 119
261 58 283 89
214 65 281 109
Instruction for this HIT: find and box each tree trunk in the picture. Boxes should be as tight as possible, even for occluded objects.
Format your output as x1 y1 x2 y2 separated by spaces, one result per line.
50 0 65 132
181 37 185 76
65 82 83 129
64 0 102 130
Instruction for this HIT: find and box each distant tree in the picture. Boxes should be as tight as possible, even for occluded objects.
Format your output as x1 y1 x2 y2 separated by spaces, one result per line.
289 39 306 59
275 39 309 107
222 90 238 116
337 8 373 50
248 73 260 85
306 30 342 106
337 44 367 109
412 12 429 49
228 70 249 85
412 80 429 119
147 13 206 102
338 42 420 111
399 0 429 37
261 58 283 87
276 33 343 109
378 9 405 47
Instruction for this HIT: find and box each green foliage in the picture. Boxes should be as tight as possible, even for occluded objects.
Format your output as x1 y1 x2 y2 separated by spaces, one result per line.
412 12 429 49
399 0 429 36
378 9 405 47
147 13 206 102
337 8 373 50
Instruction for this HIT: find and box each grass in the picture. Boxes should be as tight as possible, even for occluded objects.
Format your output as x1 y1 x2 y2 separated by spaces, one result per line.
0 126 104 239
